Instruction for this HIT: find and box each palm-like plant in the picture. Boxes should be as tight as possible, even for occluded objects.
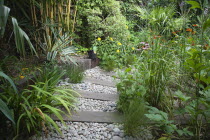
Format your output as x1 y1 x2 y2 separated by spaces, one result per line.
136 5 189 34
41 25 75 62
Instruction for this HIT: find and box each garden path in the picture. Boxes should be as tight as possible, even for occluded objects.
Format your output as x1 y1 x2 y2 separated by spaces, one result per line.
36 67 137 140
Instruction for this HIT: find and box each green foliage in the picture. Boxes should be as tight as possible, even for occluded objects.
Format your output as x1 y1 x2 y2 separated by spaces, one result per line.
41 25 76 63
76 0 130 48
145 106 193 137
123 98 148 138
186 1 201 9
184 47 210 90
64 65 84 83
0 98 15 125
34 63 65 87
16 82 77 136
203 18 210 31
174 90 210 139
117 67 146 111
0 64 77 139
12 17 38 58
0 1 10 38
100 54 118 71
0 71 18 94
135 5 189 34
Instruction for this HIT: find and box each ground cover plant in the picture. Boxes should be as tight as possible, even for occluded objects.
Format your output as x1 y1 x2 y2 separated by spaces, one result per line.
0 0 210 139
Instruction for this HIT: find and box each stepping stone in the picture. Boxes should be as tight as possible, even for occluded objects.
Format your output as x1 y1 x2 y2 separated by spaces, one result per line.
52 111 123 123
83 77 116 87
75 90 119 101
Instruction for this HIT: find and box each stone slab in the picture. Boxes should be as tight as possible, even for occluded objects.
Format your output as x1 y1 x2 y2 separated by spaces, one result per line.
83 77 116 87
53 111 123 123
75 90 119 101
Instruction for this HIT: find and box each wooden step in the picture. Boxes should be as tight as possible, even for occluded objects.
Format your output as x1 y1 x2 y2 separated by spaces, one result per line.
75 90 118 101
83 77 116 87
53 111 123 123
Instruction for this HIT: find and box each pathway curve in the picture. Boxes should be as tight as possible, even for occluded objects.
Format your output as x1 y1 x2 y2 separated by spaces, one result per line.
32 67 138 140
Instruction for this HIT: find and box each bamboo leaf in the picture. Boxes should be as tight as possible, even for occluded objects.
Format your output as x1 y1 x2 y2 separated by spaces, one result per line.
44 114 62 134
20 104 35 127
41 104 65 124
16 113 25 135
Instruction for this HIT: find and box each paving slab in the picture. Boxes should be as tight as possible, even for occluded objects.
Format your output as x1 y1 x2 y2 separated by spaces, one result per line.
53 111 123 123
75 90 119 101
83 77 116 87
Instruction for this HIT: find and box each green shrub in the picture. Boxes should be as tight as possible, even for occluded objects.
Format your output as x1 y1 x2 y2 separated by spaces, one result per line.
100 54 118 71
76 0 130 48
117 67 146 112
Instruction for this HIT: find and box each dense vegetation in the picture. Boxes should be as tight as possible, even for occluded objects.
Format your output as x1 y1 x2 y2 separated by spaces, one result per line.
0 0 210 139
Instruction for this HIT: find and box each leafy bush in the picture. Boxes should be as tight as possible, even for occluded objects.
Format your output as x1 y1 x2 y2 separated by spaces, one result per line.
100 54 118 71
145 106 194 138
76 0 130 48
117 67 146 112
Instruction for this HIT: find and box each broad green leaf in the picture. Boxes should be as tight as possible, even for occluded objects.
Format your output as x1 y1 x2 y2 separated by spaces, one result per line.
175 90 191 101
145 114 163 121
186 1 201 9
0 99 15 124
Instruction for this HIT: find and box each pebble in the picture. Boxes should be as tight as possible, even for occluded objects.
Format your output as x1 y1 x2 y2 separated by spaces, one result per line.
113 136 123 140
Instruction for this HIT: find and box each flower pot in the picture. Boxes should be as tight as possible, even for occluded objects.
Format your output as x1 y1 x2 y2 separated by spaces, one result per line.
87 50 100 68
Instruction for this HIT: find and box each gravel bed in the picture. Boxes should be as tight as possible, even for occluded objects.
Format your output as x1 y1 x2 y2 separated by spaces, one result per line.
76 98 117 112
84 66 116 82
30 122 152 140
70 82 117 94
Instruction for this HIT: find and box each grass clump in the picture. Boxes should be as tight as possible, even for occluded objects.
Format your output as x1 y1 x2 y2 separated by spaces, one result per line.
64 65 84 83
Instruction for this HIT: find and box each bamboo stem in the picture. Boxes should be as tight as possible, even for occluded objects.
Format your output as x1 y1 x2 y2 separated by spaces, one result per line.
67 0 71 31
